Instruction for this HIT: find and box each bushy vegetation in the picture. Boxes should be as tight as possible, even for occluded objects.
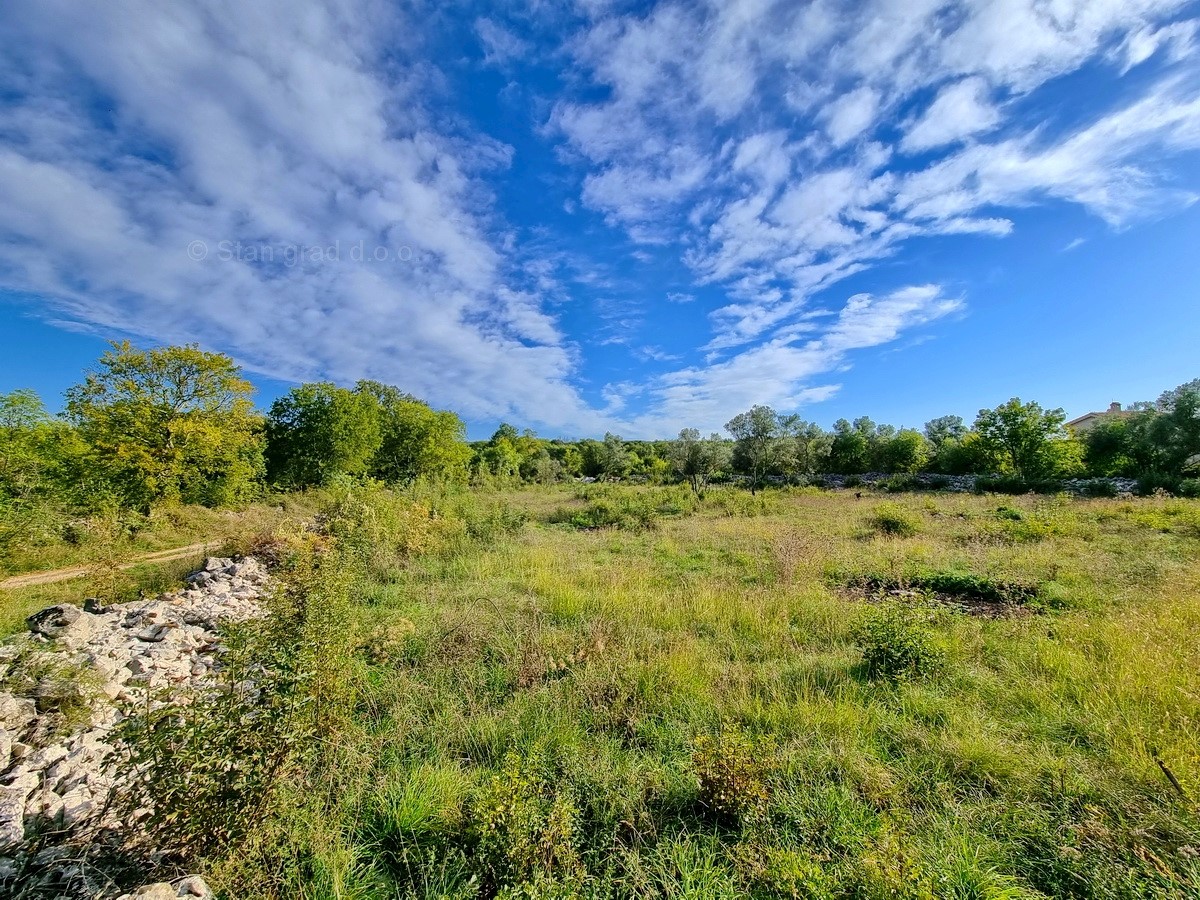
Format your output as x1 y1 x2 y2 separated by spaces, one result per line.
864 502 922 537
4 343 1200 895
6 485 1184 898
851 603 946 680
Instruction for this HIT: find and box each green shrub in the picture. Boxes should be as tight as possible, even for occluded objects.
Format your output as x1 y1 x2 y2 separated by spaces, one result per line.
463 501 528 542
550 488 698 531
111 545 357 859
1176 478 1200 499
865 503 921 537
852 604 945 681
1136 472 1181 496
975 476 1062 495
844 569 1040 606
704 489 778 517
470 750 584 889
693 725 770 824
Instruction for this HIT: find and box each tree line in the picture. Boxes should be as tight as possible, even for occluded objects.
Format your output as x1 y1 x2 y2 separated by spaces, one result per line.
2 343 1198 525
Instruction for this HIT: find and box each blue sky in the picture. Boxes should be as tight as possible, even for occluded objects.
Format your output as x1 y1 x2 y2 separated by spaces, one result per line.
1 1 1199 440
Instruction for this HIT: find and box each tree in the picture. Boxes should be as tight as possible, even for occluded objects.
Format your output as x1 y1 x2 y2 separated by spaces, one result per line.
265 382 380 489
923 415 966 449
876 428 929 474
355 381 471 483
725 405 781 494
1154 379 1200 474
0 390 88 508
974 398 1076 479
779 418 832 478
596 433 631 481
1087 379 1200 480
827 418 870 474
65 342 264 509
669 428 728 495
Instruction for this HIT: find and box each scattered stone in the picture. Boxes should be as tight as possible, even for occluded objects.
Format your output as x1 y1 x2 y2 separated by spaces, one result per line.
0 556 271 897
0 786 24 850
27 604 90 640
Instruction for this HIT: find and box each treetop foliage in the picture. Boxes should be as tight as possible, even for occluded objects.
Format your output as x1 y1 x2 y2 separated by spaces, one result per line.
3 341 1199 524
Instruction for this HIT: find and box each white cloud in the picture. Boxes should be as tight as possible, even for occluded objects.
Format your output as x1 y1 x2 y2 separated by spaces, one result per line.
624 284 960 434
476 18 531 66
902 77 1001 152
823 87 881 146
1116 19 1198 73
553 0 1200 361
0 0 609 434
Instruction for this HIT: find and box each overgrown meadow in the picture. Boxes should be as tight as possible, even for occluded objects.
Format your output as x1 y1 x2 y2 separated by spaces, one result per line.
9 482 1193 899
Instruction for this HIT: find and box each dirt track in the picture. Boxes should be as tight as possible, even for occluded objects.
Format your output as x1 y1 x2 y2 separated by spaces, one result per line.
0 542 214 591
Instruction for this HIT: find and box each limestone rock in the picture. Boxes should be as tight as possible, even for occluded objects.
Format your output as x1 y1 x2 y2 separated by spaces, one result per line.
0 556 271 891
0 784 25 849
27 604 94 640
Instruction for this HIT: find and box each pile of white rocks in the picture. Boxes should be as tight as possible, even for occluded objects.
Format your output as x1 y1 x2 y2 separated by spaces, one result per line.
0 556 271 898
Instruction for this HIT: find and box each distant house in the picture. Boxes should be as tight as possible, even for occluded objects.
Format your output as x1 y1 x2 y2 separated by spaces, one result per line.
1067 402 1124 434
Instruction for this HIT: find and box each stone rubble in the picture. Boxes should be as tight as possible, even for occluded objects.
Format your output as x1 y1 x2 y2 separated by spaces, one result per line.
0 556 270 898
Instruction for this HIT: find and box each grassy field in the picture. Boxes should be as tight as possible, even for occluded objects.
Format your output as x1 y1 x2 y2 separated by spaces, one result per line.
7 484 1200 898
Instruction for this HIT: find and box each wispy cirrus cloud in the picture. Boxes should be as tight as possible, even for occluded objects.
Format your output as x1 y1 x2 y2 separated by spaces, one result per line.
2 0 1200 438
0 0 609 433
550 0 1200 427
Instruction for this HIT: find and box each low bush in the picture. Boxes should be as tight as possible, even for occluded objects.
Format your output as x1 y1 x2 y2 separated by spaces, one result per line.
550 487 699 531
1136 472 1182 496
469 749 585 890
844 568 1041 606
703 489 778 517
550 497 658 530
111 545 357 861
1176 478 1200 499
1081 480 1119 498
692 725 770 824
852 603 945 681
865 502 921 537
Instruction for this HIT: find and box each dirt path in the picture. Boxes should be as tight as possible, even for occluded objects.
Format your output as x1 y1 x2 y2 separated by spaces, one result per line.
0 542 215 591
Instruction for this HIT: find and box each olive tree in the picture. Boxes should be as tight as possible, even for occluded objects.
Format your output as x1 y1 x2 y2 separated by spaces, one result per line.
668 428 728 495
725 405 782 494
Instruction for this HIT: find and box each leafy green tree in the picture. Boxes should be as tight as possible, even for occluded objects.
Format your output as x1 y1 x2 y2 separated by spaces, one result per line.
596 433 632 481
779 418 832 478
1154 379 1200 474
875 429 929 474
265 382 380 489
479 436 522 479
926 431 990 475
0 390 57 504
1086 380 1200 480
355 381 471 483
65 342 264 509
923 415 966 448
974 398 1077 479
725 405 781 493
827 418 870 474
669 429 728 494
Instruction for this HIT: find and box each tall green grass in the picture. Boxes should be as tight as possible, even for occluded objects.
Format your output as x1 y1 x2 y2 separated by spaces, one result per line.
12 484 1200 898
